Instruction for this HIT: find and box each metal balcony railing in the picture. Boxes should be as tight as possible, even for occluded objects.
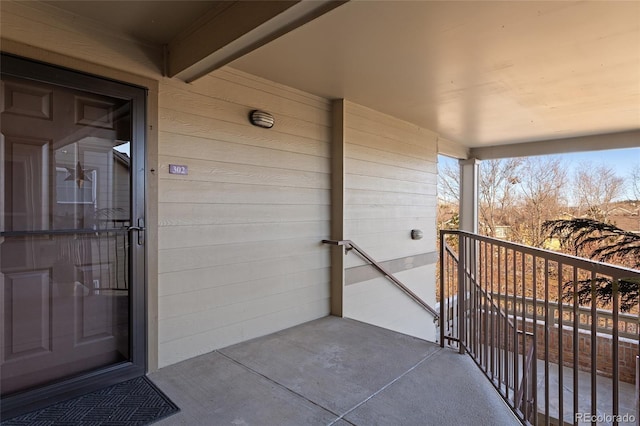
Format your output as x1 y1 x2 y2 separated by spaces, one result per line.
439 230 640 426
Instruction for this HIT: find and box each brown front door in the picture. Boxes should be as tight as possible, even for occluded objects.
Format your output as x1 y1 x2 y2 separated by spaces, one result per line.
0 56 146 409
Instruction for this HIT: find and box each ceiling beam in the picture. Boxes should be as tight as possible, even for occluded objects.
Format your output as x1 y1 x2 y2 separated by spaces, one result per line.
167 0 346 82
469 130 640 160
437 136 470 160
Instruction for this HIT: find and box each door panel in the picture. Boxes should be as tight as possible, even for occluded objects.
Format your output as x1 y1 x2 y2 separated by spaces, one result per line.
2 81 53 120
3 269 51 358
0 69 141 400
5 136 50 232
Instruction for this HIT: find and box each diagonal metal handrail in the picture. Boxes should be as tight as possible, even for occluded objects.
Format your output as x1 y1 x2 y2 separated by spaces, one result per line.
515 337 536 422
441 233 538 423
322 239 439 321
448 241 517 330
445 241 533 396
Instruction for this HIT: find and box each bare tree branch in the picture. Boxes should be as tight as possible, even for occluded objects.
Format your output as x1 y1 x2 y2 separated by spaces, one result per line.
438 158 460 204
512 157 567 247
631 162 640 201
478 158 522 237
574 162 625 221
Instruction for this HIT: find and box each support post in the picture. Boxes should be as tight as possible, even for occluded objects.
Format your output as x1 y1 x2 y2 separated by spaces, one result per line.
458 159 479 355
330 99 346 316
459 158 480 233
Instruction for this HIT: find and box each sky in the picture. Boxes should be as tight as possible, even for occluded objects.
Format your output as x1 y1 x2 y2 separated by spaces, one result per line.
114 142 131 157
555 148 639 180
439 147 640 201
555 148 640 201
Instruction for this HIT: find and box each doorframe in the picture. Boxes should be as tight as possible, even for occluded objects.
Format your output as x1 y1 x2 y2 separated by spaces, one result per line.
0 53 148 419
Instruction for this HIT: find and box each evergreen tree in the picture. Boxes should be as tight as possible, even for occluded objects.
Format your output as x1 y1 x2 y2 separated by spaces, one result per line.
543 218 639 311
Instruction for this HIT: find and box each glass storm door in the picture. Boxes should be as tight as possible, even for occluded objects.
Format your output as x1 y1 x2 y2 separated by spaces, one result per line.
0 55 146 413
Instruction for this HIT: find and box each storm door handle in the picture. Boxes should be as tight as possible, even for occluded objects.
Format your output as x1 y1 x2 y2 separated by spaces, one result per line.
127 218 145 245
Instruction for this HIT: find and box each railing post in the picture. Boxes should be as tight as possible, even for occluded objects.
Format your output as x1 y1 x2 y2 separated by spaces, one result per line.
440 230 445 348
458 232 465 354
636 355 639 426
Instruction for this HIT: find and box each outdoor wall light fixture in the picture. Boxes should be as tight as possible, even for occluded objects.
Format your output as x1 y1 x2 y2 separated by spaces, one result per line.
249 110 274 128
411 229 423 240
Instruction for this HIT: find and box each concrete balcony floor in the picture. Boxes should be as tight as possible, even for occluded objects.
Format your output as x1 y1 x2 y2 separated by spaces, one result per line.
149 316 521 425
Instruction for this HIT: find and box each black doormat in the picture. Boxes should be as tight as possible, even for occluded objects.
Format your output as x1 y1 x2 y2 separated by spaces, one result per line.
1 376 179 426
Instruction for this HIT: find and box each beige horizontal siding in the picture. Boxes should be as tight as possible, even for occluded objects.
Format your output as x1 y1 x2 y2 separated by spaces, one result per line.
158 69 331 366
343 101 438 341
345 205 435 220
159 108 329 158
159 203 330 227
158 251 330 298
346 174 436 195
160 180 330 205
346 189 433 206
160 83 330 143
345 158 435 183
344 266 437 342
197 68 331 115
159 268 330 323
345 138 438 172
344 218 434 234
160 132 330 172
0 1 161 78
158 155 329 189
158 238 328 274
159 220 330 250
159 298 329 366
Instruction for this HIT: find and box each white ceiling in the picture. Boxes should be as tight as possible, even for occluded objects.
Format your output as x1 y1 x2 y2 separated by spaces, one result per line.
230 1 640 148
44 0 640 149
